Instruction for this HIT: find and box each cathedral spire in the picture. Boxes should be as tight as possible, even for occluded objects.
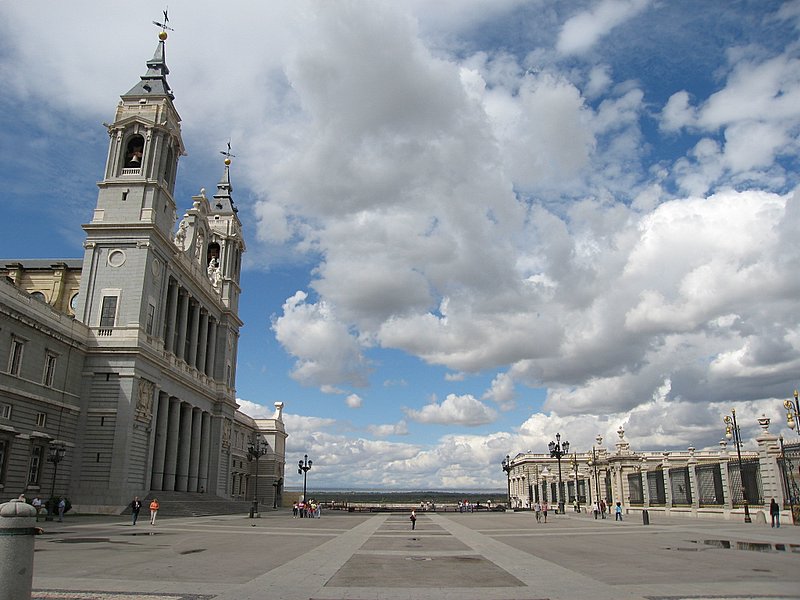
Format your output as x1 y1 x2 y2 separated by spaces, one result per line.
123 24 174 100
212 142 238 215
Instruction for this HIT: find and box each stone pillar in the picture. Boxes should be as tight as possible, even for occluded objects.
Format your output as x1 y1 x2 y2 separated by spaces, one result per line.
662 454 672 514
188 300 200 368
164 281 179 354
198 412 211 493
719 440 734 511
756 416 782 508
175 402 193 491
162 397 181 491
176 291 189 362
150 392 170 491
687 447 700 511
197 310 209 373
642 469 651 507
188 407 202 492
206 318 218 378
0 500 38 600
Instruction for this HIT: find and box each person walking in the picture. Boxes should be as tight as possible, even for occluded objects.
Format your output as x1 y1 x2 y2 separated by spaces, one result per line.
542 501 549 523
614 501 622 521
770 498 781 528
600 499 607 519
534 501 542 523
57 497 66 522
130 496 142 525
410 509 417 530
149 498 160 525
292 502 298 518
593 501 599 519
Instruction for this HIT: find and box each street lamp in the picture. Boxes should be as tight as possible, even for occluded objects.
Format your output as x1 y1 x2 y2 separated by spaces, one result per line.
501 455 512 509
570 452 581 512
587 445 602 514
247 438 269 518
298 454 312 509
723 409 752 523
784 390 800 435
548 433 569 514
45 442 66 522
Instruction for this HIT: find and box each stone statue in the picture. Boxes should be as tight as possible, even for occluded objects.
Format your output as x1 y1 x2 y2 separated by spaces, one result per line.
174 220 188 250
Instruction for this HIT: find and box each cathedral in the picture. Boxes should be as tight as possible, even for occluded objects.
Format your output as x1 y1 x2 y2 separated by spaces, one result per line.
0 27 286 512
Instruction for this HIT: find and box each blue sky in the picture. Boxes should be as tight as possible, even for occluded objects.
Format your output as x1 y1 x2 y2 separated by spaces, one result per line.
2 0 800 490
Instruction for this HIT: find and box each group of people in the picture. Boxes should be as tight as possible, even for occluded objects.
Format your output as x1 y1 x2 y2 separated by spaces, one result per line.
292 500 321 518
129 496 160 525
21 494 66 522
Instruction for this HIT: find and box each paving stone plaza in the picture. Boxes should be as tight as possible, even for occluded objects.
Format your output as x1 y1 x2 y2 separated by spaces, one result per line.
30 509 799 600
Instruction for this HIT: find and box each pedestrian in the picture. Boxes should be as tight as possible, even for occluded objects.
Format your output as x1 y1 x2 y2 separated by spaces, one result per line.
770 498 780 528
534 501 542 523
615 501 622 521
149 498 160 525
593 501 599 520
600 499 607 519
410 509 417 530
542 501 549 523
57 497 66 522
31 496 43 522
292 502 298 518
130 496 142 525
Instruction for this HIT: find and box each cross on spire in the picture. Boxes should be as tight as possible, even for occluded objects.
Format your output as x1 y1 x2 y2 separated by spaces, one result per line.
220 141 236 164
153 8 174 35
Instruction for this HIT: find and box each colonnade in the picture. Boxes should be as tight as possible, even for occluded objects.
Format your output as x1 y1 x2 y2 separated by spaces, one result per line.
150 392 214 492
162 277 220 378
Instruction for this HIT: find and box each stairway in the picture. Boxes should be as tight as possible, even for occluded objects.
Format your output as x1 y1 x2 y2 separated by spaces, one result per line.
128 491 264 517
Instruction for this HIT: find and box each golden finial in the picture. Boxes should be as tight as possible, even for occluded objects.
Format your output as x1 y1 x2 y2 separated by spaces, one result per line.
153 8 173 40
221 140 236 166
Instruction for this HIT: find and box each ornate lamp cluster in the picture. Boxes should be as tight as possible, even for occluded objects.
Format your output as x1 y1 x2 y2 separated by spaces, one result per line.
548 433 570 514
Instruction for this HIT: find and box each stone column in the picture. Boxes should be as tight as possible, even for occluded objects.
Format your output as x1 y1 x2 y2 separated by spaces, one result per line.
188 407 202 492
176 291 190 362
197 310 209 374
206 318 218 378
188 300 200 368
642 469 651 507
150 392 170 491
198 412 211 493
175 402 193 491
164 281 179 354
162 397 181 491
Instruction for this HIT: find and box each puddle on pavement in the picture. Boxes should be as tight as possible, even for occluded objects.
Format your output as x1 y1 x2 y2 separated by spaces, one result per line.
674 539 800 553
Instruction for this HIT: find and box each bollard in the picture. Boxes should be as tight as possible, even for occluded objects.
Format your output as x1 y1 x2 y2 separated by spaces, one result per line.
0 499 39 600
642 509 650 525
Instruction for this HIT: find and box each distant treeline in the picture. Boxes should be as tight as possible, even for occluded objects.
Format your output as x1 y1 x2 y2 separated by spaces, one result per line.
285 490 506 505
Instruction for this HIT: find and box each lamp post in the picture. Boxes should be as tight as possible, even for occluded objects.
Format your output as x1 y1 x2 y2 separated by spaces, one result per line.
501 455 512 509
723 409 752 523
247 438 269 518
588 446 602 509
548 433 569 514
785 390 800 435
570 452 581 512
298 454 312 508
45 442 66 521
779 435 799 525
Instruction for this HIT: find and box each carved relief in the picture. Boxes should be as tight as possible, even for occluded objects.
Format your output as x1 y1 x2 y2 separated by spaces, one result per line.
135 379 155 422
222 419 231 448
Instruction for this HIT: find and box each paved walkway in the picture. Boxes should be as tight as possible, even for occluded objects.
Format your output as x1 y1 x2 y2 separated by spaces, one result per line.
30 510 800 600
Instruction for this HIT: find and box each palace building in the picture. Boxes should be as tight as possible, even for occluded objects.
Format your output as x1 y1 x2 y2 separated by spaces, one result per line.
0 28 286 512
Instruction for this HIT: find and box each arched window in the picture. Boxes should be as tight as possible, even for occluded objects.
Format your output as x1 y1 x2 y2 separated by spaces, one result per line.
163 146 174 185
124 135 145 168
207 243 221 268
30 291 46 302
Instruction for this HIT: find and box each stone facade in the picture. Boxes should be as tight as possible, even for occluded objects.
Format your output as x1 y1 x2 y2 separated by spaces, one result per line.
0 31 286 512
506 423 795 521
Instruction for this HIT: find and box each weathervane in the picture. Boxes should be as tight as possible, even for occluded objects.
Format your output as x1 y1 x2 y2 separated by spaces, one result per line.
220 140 236 165
153 8 174 38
